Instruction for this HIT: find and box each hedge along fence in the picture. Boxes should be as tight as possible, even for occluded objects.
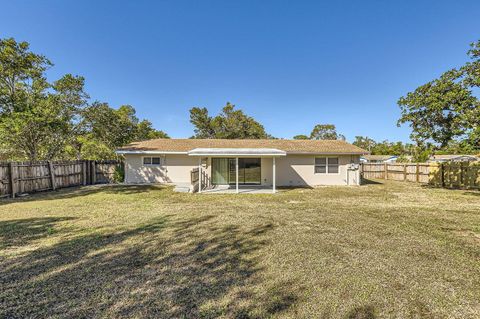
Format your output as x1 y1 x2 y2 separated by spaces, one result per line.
0 160 123 199
361 162 480 189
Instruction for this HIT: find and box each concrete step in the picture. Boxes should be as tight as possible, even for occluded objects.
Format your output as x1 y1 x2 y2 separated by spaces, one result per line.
173 183 192 193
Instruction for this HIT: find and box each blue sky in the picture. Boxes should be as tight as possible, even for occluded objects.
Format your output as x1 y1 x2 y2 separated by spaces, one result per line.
1 1 479 141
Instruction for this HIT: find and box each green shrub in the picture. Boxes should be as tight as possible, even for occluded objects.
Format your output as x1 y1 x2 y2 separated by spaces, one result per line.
113 163 125 183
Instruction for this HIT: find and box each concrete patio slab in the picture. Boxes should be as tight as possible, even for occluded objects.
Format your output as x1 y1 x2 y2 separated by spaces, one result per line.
200 185 275 194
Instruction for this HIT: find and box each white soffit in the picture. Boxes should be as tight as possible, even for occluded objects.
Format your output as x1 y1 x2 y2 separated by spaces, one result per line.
115 150 187 154
187 148 287 156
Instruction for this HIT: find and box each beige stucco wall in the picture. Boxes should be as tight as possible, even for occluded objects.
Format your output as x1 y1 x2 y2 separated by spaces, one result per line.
124 154 361 186
124 154 199 184
275 154 360 186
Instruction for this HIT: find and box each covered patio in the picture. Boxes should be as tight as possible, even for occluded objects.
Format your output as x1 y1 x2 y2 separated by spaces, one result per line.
188 148 287 194
200 185 276 194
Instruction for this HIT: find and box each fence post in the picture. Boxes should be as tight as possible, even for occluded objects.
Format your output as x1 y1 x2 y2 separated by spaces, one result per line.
440 163 445 188
82 161 87 186
416 163 419 183
9 162 16 198
48 161 56 191
86 160 91 185
384 163 387 180
91 160 96 184
460 162 464 188
403 164 407 181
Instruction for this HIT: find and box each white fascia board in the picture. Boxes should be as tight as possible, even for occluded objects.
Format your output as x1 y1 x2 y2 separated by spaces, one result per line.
286 152 367 155
187 148 287 157
115 150 188 155
188 153 287 157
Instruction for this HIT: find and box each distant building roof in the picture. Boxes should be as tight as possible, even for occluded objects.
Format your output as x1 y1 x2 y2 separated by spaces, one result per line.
429 155 479 162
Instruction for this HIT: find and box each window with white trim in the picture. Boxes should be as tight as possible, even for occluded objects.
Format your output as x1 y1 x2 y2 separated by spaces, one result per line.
327 157 339 173
314 157 327 173
143 157 161 165
315 157 339 174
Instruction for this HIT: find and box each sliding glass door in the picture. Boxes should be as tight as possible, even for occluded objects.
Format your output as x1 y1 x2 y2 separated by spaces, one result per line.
212 158 229 185
212 158 261 185
242 158 261 184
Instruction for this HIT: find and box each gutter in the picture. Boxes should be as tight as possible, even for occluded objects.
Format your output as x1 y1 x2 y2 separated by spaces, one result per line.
286 152 369 155
116 150 368 156
115 150 188 155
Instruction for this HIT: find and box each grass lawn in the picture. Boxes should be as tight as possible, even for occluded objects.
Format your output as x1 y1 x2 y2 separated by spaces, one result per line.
1 180 479 318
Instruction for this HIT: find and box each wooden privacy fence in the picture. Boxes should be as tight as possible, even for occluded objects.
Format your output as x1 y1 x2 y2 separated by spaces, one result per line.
361 162 480 189
361 163 430 183
0 160 123 198
429 162 480 189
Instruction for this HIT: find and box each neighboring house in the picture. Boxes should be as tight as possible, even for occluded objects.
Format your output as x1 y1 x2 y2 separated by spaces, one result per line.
116 139 368 192
360 155 398 163
428 155 479 163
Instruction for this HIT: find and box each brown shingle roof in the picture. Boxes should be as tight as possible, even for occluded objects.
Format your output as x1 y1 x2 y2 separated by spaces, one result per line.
117 139 368 154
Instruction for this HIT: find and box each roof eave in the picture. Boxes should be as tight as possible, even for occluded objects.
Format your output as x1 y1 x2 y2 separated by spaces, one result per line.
287 151 368 155
188 153 287 157
115 150 188 155
116 150 368 156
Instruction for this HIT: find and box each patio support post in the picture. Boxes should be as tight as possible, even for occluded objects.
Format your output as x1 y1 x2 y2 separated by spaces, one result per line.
273 157 276 194
198 157 202 193
236 157 239 194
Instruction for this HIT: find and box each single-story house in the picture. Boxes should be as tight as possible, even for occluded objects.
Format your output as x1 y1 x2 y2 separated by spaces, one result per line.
116 139 368 193
428 154 479 163
360 155 398 163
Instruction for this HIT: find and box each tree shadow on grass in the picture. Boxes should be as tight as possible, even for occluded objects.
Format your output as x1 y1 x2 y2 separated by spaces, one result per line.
360 178 384 185
462 191 480 196
0 217 76 249
347 305 376 319
420 183 480 196
0 184 169 206
1 214 300 318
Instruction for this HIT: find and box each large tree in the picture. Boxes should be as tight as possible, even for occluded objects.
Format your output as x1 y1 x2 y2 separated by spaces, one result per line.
0 37 168 161
293 134 309 140
352 136 376 152
0 38 51 114
189 107 216 138
136 119 169 140
0 38 89 160
309 124 345 140
189 102 268 139
352 135 431 159
0 67 88 160
79 103 169 159
398 40 480 150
